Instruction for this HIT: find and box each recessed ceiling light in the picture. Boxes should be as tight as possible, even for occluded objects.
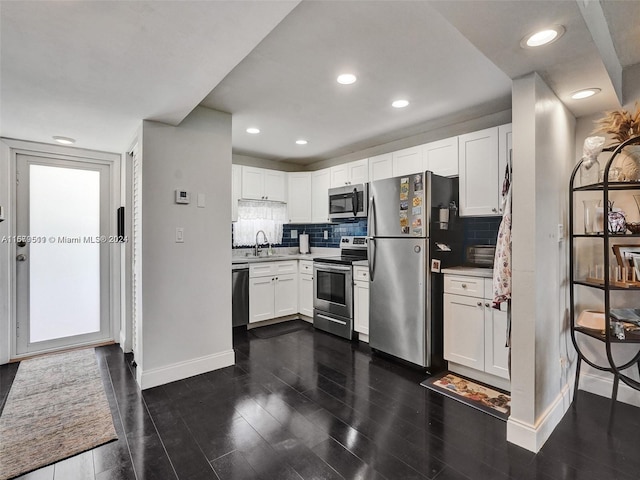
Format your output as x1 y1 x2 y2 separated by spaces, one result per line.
52 136 75 145
295 139 308 145
521 25 565 48
337 73 357 85
392 100 409 108
246 127 260 134
571 88 601 100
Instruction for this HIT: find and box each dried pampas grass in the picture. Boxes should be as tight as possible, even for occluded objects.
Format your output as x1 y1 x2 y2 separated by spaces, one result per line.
592 102 640 144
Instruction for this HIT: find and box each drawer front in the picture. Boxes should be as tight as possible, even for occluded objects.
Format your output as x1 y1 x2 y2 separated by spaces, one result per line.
274 261 297 275
249 263 275 278
444 275 483 298
299 260 314 274
353 266 369 282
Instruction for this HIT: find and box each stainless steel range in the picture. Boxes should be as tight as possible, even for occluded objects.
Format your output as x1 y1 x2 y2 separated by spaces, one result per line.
313 236 368 339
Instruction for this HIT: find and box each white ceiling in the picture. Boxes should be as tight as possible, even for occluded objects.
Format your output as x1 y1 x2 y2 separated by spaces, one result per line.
201 1 512 163
0 0 299 152
1 1 638 163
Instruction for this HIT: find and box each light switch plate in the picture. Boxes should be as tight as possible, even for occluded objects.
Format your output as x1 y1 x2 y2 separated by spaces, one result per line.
197 193 205 208
323 230 328 240
176 227 184 243
291 229 298 239
557 223 564 243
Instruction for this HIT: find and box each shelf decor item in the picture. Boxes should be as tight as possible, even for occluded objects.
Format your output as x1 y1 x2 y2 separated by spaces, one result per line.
592 103 640 181
607 202 626 234
579 136 605 186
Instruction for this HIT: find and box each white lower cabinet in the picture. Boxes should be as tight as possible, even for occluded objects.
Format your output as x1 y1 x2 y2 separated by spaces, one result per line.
298 260 314 318
443 274 509 388
250 277 276 323
353 265 369 339
249 261 298 323
274 274 298 317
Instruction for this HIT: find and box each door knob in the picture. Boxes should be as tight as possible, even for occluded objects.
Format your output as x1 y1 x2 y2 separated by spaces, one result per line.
16 254 27 261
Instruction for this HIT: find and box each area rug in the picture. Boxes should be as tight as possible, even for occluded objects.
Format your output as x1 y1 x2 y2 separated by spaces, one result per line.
0 348 118 480
250 320 310 339
421 372 511 421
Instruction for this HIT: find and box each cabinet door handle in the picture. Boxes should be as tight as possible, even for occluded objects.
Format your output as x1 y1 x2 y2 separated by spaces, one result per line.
492 207 498 213
461 283 467 288
485 302 491 308
477 301 482 307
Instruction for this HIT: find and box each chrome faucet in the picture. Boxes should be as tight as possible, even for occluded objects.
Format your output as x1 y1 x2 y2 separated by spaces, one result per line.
255 230 268 256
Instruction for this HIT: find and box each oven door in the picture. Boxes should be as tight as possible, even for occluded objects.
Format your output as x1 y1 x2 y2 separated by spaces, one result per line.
328 184 367 220
313 262 353 318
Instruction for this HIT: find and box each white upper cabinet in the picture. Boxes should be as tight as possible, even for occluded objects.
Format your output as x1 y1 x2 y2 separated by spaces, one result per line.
241 166 286 202
232 164 242 222
458 127 500 216
287 172 312 223
423 137 459 177
312 168 331 223
263 169 286 202
241 166 264 200
368 153 393 181
330 158 369 187
348 158 369 185
392 146 423 177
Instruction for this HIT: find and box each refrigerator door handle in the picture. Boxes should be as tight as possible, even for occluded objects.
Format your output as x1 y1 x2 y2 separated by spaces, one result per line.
368 237 376 282
367 195 376 237
367 194 376 282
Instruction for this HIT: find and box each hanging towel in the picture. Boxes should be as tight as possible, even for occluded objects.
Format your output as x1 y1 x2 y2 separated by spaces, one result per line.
493 164 512 308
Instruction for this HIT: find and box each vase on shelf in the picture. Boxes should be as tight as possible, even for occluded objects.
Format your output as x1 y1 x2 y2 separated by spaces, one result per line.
583 200 601 234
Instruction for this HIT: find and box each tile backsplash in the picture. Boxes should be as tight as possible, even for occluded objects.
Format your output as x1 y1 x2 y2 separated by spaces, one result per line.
461 216 501 250
232 216 500 253
282 219 368 248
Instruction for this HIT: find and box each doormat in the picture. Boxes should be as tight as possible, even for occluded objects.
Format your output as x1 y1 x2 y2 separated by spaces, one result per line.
251 320 310 339
421 372 511 421
0 349 118 480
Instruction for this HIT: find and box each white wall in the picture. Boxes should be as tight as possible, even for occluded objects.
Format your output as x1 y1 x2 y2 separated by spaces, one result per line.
508 72 576 452
138 106 234 389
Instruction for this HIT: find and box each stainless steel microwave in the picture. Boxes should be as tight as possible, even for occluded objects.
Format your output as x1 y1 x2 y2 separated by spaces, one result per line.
328 183 368 220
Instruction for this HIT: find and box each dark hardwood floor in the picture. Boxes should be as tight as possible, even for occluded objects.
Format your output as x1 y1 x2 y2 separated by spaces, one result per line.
2 320 640 480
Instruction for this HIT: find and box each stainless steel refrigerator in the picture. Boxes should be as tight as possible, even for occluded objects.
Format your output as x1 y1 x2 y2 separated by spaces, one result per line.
367 171 462 370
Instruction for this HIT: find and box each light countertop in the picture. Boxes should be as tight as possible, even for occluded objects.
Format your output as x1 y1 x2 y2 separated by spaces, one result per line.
231 250 338 265
441 266 493 278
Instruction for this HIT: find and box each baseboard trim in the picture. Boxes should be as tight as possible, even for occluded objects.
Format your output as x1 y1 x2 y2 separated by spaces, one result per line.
507 382 572 452
580 371 640 408
139 349 235 390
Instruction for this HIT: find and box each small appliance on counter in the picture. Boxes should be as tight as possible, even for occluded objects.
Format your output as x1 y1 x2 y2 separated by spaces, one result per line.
465 245 496 268
299 233 310 254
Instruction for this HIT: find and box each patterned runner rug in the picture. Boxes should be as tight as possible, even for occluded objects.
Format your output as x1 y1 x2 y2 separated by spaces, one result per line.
0 348 117 479
421 372 511 420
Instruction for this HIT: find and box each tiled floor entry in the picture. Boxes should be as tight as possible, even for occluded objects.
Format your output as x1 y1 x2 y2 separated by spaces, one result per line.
1 320 640 479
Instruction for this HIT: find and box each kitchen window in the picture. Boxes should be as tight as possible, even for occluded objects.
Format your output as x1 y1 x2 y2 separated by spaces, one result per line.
233 200 286 246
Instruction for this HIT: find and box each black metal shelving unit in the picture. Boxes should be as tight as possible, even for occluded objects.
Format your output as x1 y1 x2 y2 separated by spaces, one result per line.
569 135 640 402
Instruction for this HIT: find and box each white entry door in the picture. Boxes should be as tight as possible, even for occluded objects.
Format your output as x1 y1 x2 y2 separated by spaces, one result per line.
15 154 112 355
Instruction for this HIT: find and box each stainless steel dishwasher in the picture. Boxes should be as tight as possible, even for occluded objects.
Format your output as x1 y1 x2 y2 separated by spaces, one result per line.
232 263 249 327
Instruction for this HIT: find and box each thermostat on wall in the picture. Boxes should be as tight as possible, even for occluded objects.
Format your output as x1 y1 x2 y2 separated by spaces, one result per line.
175 189 190 204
